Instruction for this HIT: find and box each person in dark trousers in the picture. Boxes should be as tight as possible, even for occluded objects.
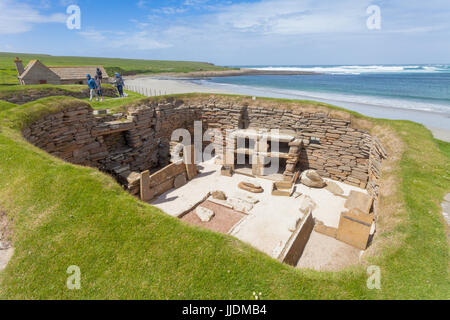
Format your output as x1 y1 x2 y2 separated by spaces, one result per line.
95 74 103 102
86 74 98 101
114 72 125 97
96 68 103 83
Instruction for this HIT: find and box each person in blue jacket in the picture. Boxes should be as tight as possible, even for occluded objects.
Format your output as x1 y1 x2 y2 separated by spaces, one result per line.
113 72 125 97
86 74 99 101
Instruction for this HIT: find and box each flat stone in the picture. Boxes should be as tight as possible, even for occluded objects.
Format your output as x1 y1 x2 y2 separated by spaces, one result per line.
0 241 11 250
314 221 338 239
0 248 14 272
325 181 344 196
299 195 316 215
238 182 264 194
345 191 373 214
441 201 450 225
195 206 215 222
174 173 187 188
243 180 261 189
444 193 450 203
227 198 254 213
234 193 259 205
212 191 227 201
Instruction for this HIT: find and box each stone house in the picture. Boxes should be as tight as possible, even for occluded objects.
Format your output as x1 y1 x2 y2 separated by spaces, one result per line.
14 57 109 85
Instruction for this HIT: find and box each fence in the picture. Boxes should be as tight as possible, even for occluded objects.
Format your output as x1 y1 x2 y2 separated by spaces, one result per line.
124 84 168 97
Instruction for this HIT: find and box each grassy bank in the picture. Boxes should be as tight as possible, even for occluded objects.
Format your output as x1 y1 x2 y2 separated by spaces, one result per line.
0 52 233 86
0 94 448 299
0 84 144 110
0 84 113 96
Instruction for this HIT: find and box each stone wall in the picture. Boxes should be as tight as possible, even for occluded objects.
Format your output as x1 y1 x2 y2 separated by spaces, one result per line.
140 162 188 202
2 87 118 105
20 60 61 85
22 96 385 199
22 99 200 196
367 137 388 214
199 102 373 188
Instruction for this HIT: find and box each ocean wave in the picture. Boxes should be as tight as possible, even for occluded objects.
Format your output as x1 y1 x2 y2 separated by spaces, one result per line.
196 80 450 115
251 65 450 74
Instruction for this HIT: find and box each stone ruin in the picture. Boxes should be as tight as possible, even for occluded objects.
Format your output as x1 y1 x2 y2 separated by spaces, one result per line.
22 96 387 210
21 96 388 267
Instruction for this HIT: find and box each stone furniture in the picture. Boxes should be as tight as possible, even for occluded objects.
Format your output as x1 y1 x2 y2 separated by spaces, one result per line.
22 96 387 208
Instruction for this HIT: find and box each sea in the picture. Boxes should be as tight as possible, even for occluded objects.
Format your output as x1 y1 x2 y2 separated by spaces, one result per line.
192 65 450 132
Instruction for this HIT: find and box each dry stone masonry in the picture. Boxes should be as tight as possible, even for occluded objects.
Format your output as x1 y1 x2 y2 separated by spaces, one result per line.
22 96 386 202
2 87 118 105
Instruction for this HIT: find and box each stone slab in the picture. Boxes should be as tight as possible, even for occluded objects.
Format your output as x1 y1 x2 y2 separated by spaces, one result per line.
140 170 152 202
195 206 215 222
174 173 187 189
314 223 338 239
345 190 373 214
280 212 315 266
337 209 374 250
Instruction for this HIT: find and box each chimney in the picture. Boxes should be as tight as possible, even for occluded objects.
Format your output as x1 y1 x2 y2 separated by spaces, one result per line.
14 57 24 76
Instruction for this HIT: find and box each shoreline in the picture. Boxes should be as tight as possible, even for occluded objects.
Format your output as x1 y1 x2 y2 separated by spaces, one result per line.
124 76 450 143
124 68 319 80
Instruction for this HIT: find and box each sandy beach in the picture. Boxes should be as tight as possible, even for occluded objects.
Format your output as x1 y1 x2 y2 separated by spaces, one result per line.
125 77 234 96
125 76 450 142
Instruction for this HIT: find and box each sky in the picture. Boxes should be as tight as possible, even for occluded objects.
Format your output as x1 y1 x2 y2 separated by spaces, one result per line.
0 0 449 66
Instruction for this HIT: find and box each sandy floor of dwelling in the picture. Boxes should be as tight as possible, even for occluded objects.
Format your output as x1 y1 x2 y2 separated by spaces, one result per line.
181 200 246 234
152 158 365 269
297 231 361 271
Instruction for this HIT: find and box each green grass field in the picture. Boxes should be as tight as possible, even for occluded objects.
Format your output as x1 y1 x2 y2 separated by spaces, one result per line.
0 93 448 300
0 84 144 110
0 52 234 86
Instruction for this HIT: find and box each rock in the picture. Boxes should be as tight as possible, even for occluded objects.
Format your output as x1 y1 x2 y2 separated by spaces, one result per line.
212 191 227 201
235 193 259 205
238 181 264 194
174 173 187 188
441 202 450 225
243 180 261 189
325 181 344 196
444 193 450 203
345 191 373 214
314 221 338 238
221 165 233 177
227 198 254 213
298 195 317 215
287 213 305 232
195 206 215 222
301 170 326 188
0 241 11 250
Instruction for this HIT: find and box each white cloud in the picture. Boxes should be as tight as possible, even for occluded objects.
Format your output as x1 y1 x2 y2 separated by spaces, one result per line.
78 30 107 42
79 29 172 51
213 0 373 35
137 0 147 9
109 31 173 50
184 0 210 6
152 7 188 15
0 0 66 34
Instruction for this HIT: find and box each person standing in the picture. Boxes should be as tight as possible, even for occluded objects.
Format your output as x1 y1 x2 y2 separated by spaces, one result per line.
95 74 103 102
114 72 125 97
96 68 103 83
87 74 99 102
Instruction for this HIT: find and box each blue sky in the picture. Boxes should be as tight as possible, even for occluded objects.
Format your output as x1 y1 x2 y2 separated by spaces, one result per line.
1 0 449 65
